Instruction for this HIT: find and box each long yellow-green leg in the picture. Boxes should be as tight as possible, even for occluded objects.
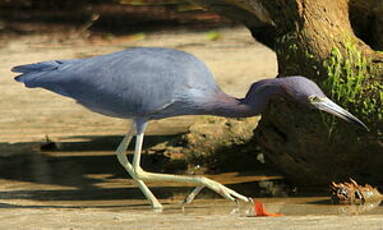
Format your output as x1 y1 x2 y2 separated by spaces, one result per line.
115 122 162 209
132 124 250 204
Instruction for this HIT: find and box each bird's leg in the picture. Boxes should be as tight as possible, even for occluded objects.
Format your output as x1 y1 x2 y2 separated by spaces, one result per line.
132 131 144 169
115 123 162 209
131 130 250 204
182 186 205 205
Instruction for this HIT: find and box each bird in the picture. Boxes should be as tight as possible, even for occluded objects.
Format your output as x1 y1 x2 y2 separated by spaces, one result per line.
12 47 368 209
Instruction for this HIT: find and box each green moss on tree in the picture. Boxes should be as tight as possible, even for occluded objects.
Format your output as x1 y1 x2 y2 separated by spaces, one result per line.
321 41 382 134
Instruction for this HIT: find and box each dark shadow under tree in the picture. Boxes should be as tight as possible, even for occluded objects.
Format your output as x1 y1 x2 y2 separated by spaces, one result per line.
191 0 383 186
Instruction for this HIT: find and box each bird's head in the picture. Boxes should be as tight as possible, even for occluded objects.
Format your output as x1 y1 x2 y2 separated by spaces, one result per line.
245 76 369 130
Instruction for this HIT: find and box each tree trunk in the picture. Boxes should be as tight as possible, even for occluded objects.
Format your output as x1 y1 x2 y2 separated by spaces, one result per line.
191 0 383 186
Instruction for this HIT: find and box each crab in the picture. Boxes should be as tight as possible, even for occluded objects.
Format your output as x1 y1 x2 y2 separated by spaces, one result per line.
330 178 383 204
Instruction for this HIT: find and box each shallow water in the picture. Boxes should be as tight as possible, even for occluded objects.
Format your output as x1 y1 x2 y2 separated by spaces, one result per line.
0 142 382 217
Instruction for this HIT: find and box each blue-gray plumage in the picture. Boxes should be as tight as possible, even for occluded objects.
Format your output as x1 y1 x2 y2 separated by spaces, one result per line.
14 48 219 119
12 47 368 209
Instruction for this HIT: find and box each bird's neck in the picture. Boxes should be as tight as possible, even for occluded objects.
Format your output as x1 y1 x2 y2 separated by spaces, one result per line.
203 92 260 118
203 82 286 118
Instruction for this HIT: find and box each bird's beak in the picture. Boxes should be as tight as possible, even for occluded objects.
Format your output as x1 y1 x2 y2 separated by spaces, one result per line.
310 97 369 131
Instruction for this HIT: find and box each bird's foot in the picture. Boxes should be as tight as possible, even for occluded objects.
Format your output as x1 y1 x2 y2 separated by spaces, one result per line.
182 178 250 206
202 177 250 203
131 167 250 207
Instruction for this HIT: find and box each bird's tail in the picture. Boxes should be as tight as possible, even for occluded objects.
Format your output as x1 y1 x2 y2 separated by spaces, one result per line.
12 61 62 88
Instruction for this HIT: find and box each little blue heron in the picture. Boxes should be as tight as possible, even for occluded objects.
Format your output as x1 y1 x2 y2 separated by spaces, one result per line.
12 47 367 209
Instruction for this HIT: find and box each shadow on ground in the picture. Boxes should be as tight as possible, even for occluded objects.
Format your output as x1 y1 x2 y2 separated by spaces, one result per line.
0 134 270 205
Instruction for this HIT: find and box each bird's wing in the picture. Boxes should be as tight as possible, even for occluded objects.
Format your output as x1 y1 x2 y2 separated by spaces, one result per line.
13 48 218 118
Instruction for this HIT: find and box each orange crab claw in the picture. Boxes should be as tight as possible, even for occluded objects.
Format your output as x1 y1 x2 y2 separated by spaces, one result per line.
253 200 284 217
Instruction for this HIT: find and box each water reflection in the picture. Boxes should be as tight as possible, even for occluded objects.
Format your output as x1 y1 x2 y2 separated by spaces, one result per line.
336 200 382 215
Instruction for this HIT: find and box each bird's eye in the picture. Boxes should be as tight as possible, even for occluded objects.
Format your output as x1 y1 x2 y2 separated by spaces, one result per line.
309 95 321 103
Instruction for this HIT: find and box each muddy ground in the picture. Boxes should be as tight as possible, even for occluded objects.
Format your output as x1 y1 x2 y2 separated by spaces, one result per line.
1 26 383 229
